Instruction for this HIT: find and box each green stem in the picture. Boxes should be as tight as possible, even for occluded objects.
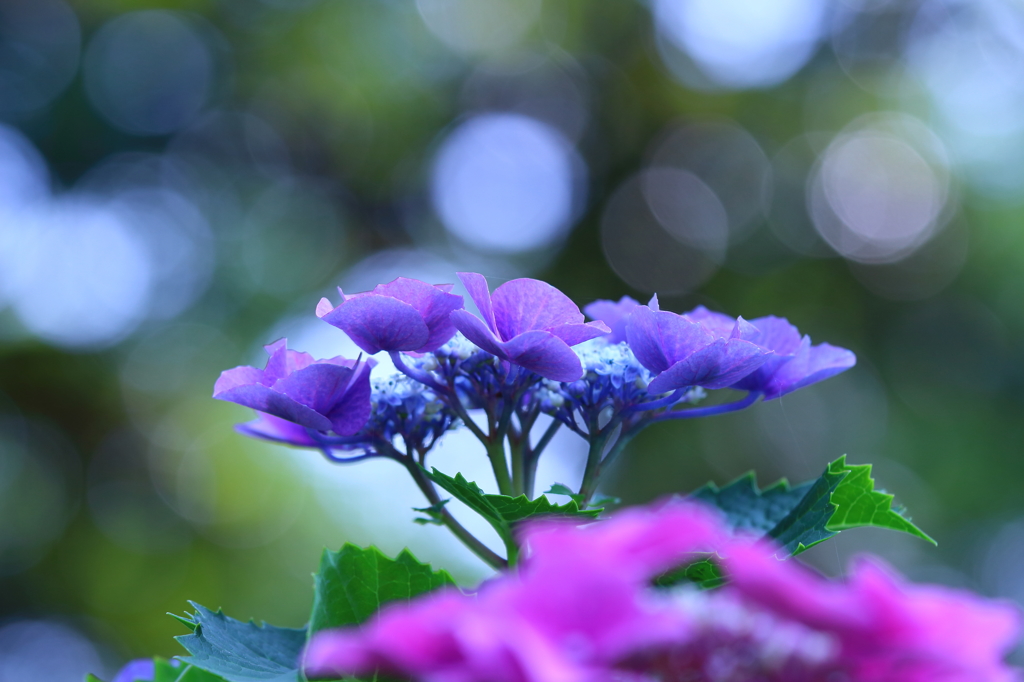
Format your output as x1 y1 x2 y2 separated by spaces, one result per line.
509 437 526 497
485 440 514 496
404 459 507 570
577 428 611 509
579 425 642 507
524 418 562 499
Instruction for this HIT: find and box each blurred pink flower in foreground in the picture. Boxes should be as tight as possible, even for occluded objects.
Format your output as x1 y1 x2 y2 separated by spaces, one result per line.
305 501 1021 682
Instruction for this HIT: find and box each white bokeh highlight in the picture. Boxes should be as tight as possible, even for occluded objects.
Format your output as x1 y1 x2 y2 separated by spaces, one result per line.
654 0 826 89
431 113 585 254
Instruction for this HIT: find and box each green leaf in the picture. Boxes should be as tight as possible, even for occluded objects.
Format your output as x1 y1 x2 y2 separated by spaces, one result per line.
545 483 620 509
173 603 306 682
691 456 935 557
309 544 456 635
691 473 813 536
825 456 936 544
653 558 725 590
85 675 106 682
412 499 449 525
154 659 228 682
430 468 600 562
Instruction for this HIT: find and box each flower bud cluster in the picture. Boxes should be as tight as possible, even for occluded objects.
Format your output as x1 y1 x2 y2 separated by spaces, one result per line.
356 371 457 455
534 338 704 430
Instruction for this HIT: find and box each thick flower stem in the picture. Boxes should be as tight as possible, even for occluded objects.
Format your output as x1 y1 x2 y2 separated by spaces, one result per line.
577 429 612 509
485 440 515 497
404 459 508 570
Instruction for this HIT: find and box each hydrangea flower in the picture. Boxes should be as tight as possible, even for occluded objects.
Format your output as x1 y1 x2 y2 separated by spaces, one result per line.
317 277 464 354
534 339 703 429
583 296 640 344
358 371 457 455
112 659 159 682
683 305 857 400
625 298 772 394
450 273 610 382
213 339 374 436
304 501 1021 682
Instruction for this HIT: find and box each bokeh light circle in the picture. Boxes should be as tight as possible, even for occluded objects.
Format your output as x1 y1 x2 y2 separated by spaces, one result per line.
0 0 81 118
600 170 720 294
808 114 952 264
431 113 584 254
7 198 152 348
83 10 217 136
416 0 541 55
653 0 826 89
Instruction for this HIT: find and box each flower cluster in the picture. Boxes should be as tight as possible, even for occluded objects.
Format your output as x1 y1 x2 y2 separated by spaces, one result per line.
304 501 1022 682
214 273 858 548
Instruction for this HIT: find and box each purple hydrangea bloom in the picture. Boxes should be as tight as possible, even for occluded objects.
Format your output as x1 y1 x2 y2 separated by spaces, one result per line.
214 339 374 436
625 297 772 394
317 277 464 355
112 658 162 682
450 273 610 382
583 296 640 344
304 501 1021 682
235 412 321 447
683 305 857 400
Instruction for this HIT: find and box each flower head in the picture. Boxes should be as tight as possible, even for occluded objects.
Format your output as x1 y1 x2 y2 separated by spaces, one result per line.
317 277 464 355
304 501 1021 682
625 297 773 394
450 273 610 382
213 339 374 436
730 316 857 399
584 296 640 344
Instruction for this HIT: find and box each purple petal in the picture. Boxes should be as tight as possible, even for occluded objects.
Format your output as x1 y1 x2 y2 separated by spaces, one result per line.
214 383 333 431
324 362 374 436
273 363 357 418
450 309 506 358
113 659 157 682
370 278 464 351
457 272 498 334
321 295 430 354
264 341 315 380
545 321 611 347
765 339 856 400
748 316 802 354
626 306 713 373
683 305 737 339
490 278 585 340
584 296 639 344
646 339 770 393
498 331 584 382
236 414 320 447
213 365 267 395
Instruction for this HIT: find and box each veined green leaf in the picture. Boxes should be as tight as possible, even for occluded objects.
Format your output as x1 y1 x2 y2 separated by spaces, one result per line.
173 603 306 682
309 544 455 636
429 469 600 562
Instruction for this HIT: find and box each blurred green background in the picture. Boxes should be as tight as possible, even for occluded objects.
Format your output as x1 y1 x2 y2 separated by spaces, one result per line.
2 0 1024 677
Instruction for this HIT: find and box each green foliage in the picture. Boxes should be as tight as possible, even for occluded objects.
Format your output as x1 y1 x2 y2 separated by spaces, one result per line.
173 603 307 682
826 456 936 544
155 659 228 682
85 676 106 682
412 499 449 525
309 544 456 635
544 483 620 508
692 456 934 556
653 558 725 590
428 469 600 562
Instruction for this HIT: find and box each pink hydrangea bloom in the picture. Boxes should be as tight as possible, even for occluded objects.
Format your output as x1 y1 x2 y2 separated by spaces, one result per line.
304 501 1021 682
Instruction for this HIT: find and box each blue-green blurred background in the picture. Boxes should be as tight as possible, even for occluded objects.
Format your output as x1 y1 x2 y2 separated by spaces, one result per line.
2 0 1024 677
